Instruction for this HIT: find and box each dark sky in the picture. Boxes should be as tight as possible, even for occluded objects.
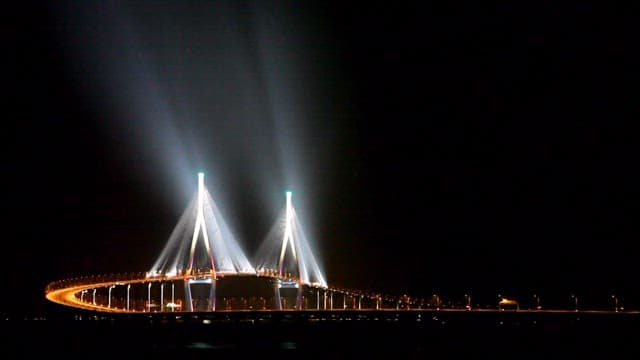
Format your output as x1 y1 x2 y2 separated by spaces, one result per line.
6 2 638 315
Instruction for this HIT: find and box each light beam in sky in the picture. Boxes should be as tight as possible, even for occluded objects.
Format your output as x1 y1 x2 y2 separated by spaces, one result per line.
55 2 345 268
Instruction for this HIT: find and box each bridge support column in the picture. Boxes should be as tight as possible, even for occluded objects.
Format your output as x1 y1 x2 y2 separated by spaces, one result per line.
274 282 282 310
323 291 327 310
185 277 216 311
209 280 216 311
184 280 193 312
296 286 302 310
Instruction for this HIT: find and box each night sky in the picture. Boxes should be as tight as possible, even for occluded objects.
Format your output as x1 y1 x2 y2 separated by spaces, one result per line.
7 2 638 316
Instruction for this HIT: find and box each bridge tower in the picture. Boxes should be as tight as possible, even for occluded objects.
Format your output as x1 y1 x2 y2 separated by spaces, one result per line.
274 191 304 309
183 172 217 311
148 171 255 311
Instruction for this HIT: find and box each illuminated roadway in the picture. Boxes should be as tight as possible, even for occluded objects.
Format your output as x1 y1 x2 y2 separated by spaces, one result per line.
46 273 640 315
46 272 329 313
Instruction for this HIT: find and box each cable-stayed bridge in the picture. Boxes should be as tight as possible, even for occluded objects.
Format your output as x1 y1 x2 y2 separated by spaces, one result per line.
46 173 387 312
46 173 640 315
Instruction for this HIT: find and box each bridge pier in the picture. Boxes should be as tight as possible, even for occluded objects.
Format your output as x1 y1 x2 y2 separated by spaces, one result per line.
275 278 303 310
184 277 216 312
214 279 217 311
324 291 327 310
274 282 282 310
184 280 192 312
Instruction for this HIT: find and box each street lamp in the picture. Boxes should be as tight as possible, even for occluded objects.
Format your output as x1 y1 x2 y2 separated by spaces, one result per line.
464 294 471 310
108 285 116 308
533 294 541 310
92 288 97 305
80 289 88 303
571 294 578 312
611 294 618 312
